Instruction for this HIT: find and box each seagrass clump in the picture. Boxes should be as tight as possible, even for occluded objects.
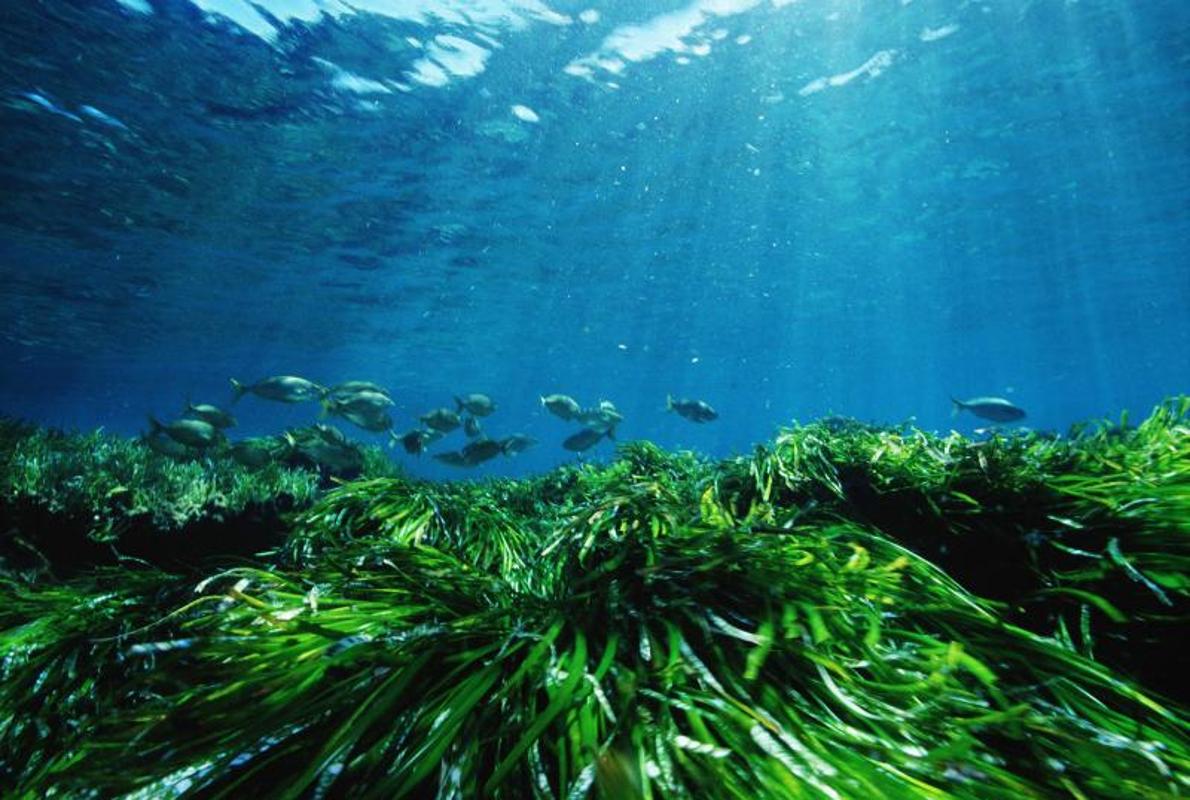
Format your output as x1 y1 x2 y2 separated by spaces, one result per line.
0 402 1186 798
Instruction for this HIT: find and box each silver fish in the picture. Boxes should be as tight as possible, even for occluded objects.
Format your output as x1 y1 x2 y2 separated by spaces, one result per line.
563 428 611 452
323 391 395 432
229 437 281 468
420 408 462 432
951 396 1026 423
500 434 537 455
183 401 237 429
433 451 471 467
391 428 445 454
143 431 191 459
577 402 623 434
334 408 393 433
148 416 219 448
541 394 582 421
285 426 362 472
461 437 504 465
455 393 496 417
231 376 324 404
327 381 391 398
463 415 483 438
667 395 718 423
323 390 394 415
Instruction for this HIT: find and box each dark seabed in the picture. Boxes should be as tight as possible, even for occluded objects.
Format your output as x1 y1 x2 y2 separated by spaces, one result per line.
1 1 1188 798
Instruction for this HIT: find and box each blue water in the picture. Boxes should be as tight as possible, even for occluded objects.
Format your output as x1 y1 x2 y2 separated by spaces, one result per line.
1 0 1187 478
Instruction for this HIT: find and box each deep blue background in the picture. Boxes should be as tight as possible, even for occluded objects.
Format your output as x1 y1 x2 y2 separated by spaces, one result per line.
1 0 1187 478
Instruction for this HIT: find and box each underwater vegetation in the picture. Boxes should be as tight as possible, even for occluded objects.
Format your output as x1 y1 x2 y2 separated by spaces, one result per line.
0 418 397 575
0 400 1187 798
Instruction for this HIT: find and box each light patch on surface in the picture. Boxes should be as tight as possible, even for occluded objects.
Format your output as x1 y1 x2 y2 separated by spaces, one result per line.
249 0 338 24
510 104 539 122
797 49 897 96
409 59 450 87
80 105 130 129
181 0 570 46
116 0 153 13
920 24 959 42
334 74 392 94
736 33 751 44
265 0 565 31
565 0 766 78
314 57 394 94
17 92 83 122
408 34 491 87
579 8 599 24
191 0 281 40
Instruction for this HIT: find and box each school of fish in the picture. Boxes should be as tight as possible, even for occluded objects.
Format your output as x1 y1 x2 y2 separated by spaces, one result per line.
145 376 1025 473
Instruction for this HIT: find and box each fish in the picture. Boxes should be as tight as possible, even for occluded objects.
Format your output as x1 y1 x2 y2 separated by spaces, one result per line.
309 423 348 446
666 395 718 423
463 415 483 438
456 393 496 417
183 401 237 429
148 416 219 448
420 408 462 432
326 381 391 399
951 396 1026 423
303 443 364 473
392 427 444 455
322 391 395 432
322 390 394 416
393 429 422 454
432 451 471 467
143 431 191 459
461 437 504 465
323 390 392 416
230 376 324 404
285 425 363 472
577 401 623 434
334 408 393 433
541 394 582 421
500 434 537 455
229 437 281 468
563 428 612 452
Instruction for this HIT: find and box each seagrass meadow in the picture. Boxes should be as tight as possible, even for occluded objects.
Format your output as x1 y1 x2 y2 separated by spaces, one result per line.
1 400 1187 799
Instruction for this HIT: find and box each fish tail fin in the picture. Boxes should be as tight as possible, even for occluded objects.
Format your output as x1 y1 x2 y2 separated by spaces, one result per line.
666 393 674 412
230 378 247 402
606 427 616 442
147 415 164 436
951 397 963 418
455 396 465 412
319 399 332 420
